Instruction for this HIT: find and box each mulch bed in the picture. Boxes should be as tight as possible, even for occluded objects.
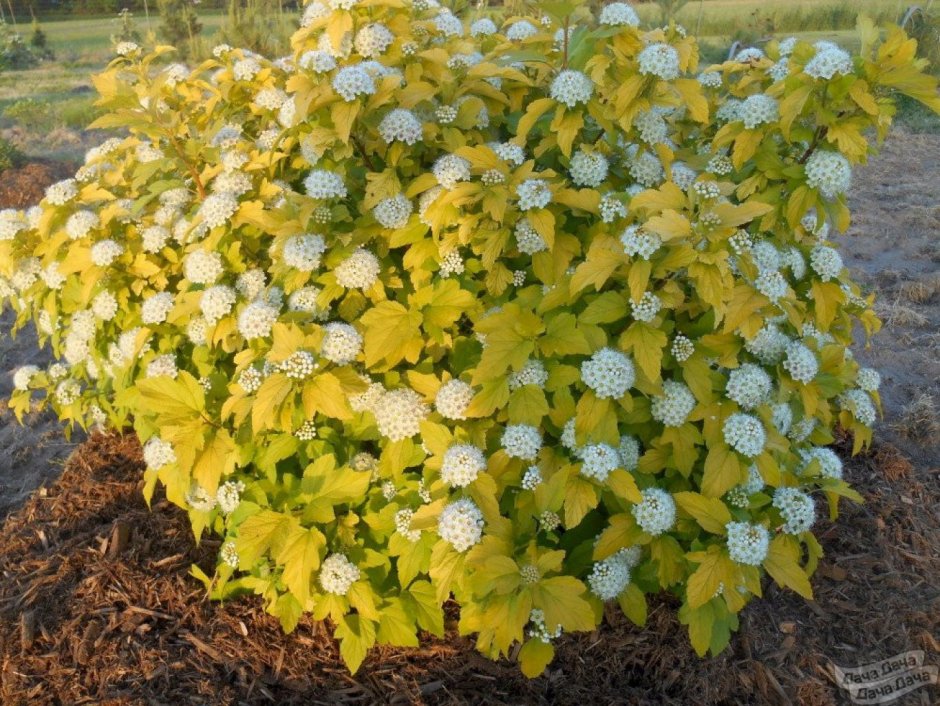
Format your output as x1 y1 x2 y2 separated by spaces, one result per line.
0 161 77 209
0 432 937 705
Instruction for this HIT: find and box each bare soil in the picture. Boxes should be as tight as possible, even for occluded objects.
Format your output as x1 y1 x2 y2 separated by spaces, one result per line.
0 131 937 705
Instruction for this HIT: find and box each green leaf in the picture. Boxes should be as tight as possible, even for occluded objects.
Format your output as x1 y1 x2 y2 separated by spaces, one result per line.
275 524 324 604
508 385 549 424
540 313 591 357
405 580 445 636
273 592 303 633
236 510 293 566
376 598 420 647
335 614 377 674
617 583 647 627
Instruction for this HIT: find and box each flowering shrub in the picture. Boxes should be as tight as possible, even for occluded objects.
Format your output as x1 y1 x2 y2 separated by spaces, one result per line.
2 0 938 676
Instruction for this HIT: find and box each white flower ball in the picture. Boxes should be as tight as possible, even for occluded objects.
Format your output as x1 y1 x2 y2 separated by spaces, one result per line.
726 521 770 565
237 301 279 340
581 348 636 399
773 487 815 534
320 322 363 364
282 234 327 271
373 194 413 228
184 250 224 285
501 424 542 460
637 43 680 80
723 413 766 457
805 150 851 200
579 443 621 482
435 379 474 420
599 3 640 27
141 292 175 325
588 555 631 600
569 150 609 187
440 444 487 487
632 487 676 535
319 553 360 595
335 248 381 289
373 388 429 441
549 70 594 108
726 364 772 410
650 380 696 427
438 498 484 552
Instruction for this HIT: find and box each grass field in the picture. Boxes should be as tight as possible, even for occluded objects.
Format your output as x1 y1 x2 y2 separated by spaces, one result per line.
0 0 934 164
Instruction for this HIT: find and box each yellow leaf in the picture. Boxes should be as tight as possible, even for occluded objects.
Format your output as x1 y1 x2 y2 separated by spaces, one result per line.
701 443 743 498
361 301 423 368
192 429 237 493
763 535 813 600
518 638 554 678
674 492 732 534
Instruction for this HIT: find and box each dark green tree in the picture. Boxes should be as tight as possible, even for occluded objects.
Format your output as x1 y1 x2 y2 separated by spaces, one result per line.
157 0 202 58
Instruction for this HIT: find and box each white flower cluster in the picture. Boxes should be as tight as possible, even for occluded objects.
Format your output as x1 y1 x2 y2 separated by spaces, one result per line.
373 194 413 228
441 444 487 488
184 251 224 285
637 43 680 80
579 443 621 482
804 43 853 80
581 347 636 399
515 219 548 255
506 20 538 41
332 64 375 101
620 226 662 260
587 553 631 600
198 193 239 229
437 498 484 552
840 389 877 426
66 210 99 240
521 466 542 490
727 465 765 507
319 553 360 595
800 446 843 480
739 94 779 129
433 154 471 189
217 480 246 514
631 292 661 322
783 341 819 384
619 435 640 471
434 379 473 419
146 354 178 379
600 2 640 26
549 69 594 107
773 487 815 534
671 334 694 362
141 292 175 324
508 359 548 390
13 365 39 391
726 521 770 565
501 424 542 460
650 380 696 427
527 608 562 644
632 487 676 535
320 322 363 364
809 245 843 281
569 150 609 187
201 285 237 324
280 350 318 379
378 109 423 144
516 179 552 210
335 248 381 289
726 364 772 410
237 301 279 340
856 367 881 392
221 541 239 568
722 413 766 457
373 388 429 440
283 233 327 271
304 170 347 199
805 150 851 200
394 508 421 542
143 437 176 470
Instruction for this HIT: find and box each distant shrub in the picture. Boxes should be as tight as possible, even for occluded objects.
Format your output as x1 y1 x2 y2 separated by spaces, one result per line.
0 136 23 172
158 0 203 59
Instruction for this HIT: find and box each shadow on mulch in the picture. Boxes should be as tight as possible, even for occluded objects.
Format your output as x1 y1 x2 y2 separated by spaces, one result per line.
0 433 937 706
0 161 77 209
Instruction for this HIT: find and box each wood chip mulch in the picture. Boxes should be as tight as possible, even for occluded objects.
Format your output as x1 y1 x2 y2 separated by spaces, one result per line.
0 161 78 209
0 432 937 705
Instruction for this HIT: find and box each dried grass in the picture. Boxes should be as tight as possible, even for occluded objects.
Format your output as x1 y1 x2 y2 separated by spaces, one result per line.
893 392 940 442
875 298 930 327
